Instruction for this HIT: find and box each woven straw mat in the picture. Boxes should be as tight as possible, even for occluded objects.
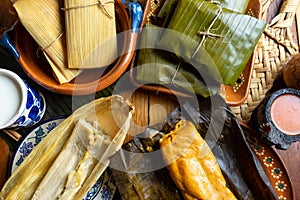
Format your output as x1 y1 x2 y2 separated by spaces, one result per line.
230 0 299 123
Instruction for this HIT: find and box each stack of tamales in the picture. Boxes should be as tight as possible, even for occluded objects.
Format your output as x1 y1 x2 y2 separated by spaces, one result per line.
0 95 134 199
11 0 117 84
135 0 266 96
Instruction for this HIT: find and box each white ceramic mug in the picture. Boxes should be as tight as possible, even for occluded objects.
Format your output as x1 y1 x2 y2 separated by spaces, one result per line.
0 68 46 129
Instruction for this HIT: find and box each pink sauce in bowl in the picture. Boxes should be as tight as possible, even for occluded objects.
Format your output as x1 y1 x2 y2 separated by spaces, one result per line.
270 94 300 135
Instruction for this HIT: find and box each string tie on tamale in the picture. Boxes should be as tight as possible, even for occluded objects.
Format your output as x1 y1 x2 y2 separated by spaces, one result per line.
170 3 223 86
61 0 115 19
190 5 223 61
170 62 181 86
36 32 64 55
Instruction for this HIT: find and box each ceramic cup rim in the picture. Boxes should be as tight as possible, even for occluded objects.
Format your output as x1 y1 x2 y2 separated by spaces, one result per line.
0 68 27 129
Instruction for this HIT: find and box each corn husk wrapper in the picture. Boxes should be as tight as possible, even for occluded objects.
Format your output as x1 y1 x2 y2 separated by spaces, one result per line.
157 0 266 85
64 0 117 69
136 24 219 97
0 95 134 200
13 0 81 84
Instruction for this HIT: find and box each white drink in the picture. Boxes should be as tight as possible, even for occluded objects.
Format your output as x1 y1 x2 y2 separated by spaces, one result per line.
0 74 22 127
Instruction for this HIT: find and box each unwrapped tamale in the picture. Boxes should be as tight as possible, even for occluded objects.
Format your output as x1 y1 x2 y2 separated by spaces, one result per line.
63 0 118 69
0 95 134 200
157 0 266 85
13 0 81 84
160 120 236 200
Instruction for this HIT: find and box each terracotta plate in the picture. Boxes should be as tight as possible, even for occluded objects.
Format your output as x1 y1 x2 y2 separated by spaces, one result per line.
13 0 137 95
129 0 262 105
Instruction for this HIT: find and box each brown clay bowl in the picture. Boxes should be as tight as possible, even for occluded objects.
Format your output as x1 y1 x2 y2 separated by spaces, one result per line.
14 0 138 95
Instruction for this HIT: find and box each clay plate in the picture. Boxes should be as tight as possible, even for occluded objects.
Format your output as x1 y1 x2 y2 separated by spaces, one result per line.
13 0 137 95
130 0 262 104
241 123 295 200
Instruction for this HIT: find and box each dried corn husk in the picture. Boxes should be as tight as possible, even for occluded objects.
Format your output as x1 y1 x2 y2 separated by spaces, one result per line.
13 0 81 84
0 95 134 200
157 0 266 85
63 0 118 69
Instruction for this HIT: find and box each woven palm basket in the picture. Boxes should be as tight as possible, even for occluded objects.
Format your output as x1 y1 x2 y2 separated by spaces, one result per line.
230 0 299 123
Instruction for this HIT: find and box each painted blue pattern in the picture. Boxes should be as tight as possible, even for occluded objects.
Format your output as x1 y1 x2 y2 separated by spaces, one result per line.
10 81 46 129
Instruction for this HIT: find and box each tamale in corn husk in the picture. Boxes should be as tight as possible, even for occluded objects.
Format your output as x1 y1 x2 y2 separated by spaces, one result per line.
63 0 117 69
157 0 266 85
13 0 81 84
0 95 134 200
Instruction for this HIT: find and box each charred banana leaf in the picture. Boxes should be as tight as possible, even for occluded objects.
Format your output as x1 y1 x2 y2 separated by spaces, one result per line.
162 95 278 200
111 95 278 200
110 127 184 200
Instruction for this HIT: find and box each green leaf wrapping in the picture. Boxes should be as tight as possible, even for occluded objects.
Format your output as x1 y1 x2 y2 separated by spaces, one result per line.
158 0 250 27
157 0 266 85
136 24 220 97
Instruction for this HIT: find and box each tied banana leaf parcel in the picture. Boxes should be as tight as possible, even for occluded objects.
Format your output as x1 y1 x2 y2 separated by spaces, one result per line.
157 0 266 85
136 23 220 98
158 0 251 27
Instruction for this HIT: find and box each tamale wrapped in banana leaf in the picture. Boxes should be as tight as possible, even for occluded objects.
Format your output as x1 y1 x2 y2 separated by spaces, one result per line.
0 95 134 200
157 0 266 85
160 120 236 200
110 126 184 200
12 0 81 84
158 0 250 27
63 0 117 69
136 24 220 98
110 95 278 200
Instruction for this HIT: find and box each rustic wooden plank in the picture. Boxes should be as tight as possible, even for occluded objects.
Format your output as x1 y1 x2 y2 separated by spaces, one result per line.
0 137 9 189
121 89 150 143
149 93 178 126
275 142 300 199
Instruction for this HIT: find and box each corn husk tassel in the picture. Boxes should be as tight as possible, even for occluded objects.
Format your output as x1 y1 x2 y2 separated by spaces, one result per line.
63 0 118 69
13 0 81 84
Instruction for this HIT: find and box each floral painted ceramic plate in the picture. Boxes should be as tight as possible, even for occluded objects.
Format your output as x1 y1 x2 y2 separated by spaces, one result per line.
10 116 117 200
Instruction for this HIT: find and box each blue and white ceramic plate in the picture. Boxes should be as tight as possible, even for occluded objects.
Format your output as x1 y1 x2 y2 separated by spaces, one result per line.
11 116 117 200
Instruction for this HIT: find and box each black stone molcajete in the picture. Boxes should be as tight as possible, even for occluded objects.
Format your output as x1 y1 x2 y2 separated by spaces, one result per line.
251 88 300 150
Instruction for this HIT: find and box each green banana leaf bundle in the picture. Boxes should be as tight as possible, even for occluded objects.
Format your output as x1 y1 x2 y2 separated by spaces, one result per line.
157 0 266 85
136 24 220 97
158 0 250 27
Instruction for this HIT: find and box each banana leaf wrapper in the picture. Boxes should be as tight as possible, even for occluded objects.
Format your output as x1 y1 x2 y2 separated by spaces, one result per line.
158 0 250 27
110 125 184 200
110 95 278 200
0 95 134 200
136 24 220 98
157 0 266 85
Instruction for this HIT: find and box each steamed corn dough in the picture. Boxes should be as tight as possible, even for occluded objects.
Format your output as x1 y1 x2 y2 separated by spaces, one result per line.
0 95 134 200
32 119 111 199
160 120 236 200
